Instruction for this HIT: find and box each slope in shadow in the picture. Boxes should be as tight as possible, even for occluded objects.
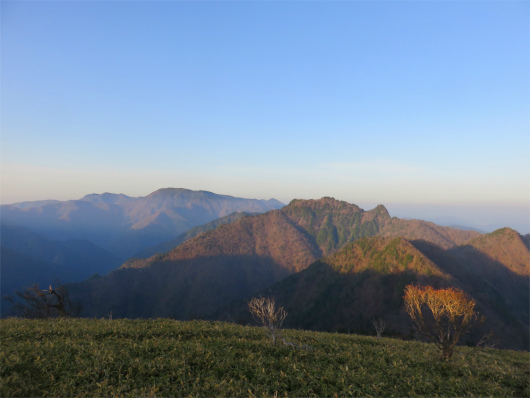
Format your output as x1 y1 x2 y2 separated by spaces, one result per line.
68 254 291 320
212 238 529 350
411 240 529 350
212 262 452 337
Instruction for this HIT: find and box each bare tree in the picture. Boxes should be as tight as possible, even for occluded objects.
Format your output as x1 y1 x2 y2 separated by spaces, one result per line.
462 330 501 358
474 330 500 349
372 317 386 338
6 283 79 319
248 297 287 345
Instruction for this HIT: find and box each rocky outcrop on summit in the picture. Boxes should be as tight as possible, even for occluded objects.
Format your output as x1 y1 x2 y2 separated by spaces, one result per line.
281 198 392 257
123 197 392 271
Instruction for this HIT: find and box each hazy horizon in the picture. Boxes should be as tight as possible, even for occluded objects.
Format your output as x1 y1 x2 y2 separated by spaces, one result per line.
1 2 528 233
1 186 527 235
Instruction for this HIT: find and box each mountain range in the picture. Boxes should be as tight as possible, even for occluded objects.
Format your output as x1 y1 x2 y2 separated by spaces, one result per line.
63 196 530 350
69 198 391 318
2 190 528 350
0 188 284 260
217 229 529 350
1 189 283 315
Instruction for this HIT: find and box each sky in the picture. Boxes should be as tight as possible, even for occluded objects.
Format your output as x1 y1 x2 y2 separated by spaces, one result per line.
1 1 529 233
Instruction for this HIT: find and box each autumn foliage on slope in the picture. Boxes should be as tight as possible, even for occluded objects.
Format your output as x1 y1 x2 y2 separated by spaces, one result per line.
221 237 452 333
404 285 481 360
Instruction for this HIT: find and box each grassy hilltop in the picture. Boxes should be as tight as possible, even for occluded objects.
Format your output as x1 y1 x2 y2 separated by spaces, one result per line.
1 318 528 397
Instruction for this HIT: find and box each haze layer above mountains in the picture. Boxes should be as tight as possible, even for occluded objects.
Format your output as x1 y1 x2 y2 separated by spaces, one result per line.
1 188 528 350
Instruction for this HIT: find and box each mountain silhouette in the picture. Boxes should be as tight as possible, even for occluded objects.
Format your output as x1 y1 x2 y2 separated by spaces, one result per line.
1 188 284 259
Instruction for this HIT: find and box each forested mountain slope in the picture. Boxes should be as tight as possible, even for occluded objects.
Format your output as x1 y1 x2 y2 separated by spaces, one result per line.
69 198 392 318
377 218 480 249
69 198 488 320
218 230 529 350
133 211 258 259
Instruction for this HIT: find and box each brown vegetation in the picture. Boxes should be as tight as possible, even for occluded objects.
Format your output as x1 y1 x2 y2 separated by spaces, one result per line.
378 219 480 249
71 198 392 319
404 285 482 360
464 227 530 276
66 198 529 352
248 297 287 345
6 284 78 319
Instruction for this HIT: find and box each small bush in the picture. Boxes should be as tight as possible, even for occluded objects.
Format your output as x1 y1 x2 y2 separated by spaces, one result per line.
404 285 483 360
248 297 287 345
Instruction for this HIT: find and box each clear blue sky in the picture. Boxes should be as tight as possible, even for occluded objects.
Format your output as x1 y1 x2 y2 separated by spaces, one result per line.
1 1 529 232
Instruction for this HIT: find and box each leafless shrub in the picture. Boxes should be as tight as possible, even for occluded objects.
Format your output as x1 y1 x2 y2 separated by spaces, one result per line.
462 330 501 358
5 283 79 319
475 330 500 349
372 317 386 338
248 297 287 345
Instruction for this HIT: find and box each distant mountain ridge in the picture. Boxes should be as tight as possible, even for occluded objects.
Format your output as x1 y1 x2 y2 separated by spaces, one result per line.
378 218 480 249
121 197 391 271
8 200 62 209
1 224 122 316
1 188 284 259
5 192 528 350
69 197 487 321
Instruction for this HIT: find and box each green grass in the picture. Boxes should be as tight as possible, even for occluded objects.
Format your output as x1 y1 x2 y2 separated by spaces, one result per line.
1 318 528 397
